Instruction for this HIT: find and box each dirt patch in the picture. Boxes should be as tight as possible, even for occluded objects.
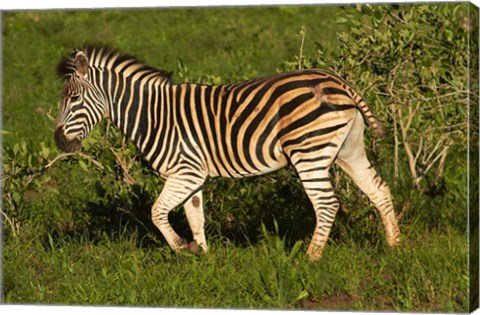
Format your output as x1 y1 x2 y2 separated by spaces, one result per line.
300 292 356 310
24 190 42 202
299 292 404 312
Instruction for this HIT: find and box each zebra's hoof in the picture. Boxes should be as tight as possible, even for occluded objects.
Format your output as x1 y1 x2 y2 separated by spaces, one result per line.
387 236 401 247
187 241 201 255
306 244 324 262
179 241 202 256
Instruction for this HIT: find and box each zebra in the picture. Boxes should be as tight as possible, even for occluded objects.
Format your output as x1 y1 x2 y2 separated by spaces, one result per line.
54 46 400 261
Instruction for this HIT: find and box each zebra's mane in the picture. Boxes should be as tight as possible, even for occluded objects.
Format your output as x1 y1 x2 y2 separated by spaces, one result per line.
56 46 172 82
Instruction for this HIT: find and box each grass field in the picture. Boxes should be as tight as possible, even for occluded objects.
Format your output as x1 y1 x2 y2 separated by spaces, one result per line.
3 225 468 311
1 4 473 312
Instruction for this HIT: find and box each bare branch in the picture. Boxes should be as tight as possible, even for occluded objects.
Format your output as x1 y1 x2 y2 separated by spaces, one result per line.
392 110 400 178
414 136 423 166
45 152 104 170
109 147 136 186
0 174 13 184
423 143 451 176
435 146 449 182
1 195 20 236
423 137 444 166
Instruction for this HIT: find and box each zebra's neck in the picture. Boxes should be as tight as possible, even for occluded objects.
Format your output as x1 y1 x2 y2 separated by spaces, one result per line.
106 73 176 168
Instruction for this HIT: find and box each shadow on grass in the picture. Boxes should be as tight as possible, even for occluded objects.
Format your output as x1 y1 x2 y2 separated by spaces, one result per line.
43 164 404 254
45 175 321 252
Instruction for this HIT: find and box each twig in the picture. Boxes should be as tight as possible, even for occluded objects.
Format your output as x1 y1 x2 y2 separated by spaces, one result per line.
297 27 306 70
0 195 20 236
109 147 136 185
414 136 423 167
435 146 449 183
391 104 400 178
397 101 420 186
423 137 444 166
422 144 451 177
0 207 19 236
0 174 12 184
385 66 402 179
388 10 408 24
45 152 76 168
45 152 104 170
359 76 378 96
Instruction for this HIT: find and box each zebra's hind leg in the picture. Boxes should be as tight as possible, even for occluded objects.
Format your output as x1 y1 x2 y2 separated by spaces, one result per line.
336 156 401 247
184 190 207 254
151 173 206 254
288 144 344 261
297 167 340 261
287 128 355 261
336 112 400 247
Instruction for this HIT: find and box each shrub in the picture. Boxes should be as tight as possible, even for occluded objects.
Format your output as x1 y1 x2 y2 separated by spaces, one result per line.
281 3 475 232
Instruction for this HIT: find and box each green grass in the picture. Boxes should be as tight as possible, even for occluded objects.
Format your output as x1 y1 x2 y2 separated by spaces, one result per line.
3 225 468 311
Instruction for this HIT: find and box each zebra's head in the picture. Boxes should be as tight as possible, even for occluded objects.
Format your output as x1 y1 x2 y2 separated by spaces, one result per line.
55 49 107 152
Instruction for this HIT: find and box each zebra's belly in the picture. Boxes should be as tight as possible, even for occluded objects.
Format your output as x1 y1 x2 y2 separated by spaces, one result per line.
225 157 289 179
207 141 289 179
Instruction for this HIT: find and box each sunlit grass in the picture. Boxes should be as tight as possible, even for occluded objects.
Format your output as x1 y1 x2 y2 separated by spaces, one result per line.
3 223 468 311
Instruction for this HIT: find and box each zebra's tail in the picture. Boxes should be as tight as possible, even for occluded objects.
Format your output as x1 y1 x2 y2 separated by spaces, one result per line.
349 90 385 138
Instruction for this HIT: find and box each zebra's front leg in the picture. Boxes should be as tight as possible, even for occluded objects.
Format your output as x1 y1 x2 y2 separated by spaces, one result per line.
184 190 207 254
151 174 205 253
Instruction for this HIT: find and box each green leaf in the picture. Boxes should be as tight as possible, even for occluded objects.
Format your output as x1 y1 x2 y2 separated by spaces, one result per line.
443 29 453 42
41 146 50 159
20 140 27 155
13 143 20 156
79 160 88 172
47 233 55 250
373 8 383 21
296 290 309 301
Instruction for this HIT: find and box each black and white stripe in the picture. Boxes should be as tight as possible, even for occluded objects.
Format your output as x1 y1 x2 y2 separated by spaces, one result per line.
55 46 400 260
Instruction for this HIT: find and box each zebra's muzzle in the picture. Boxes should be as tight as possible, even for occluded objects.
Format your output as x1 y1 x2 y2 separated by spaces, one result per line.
54 126 82 153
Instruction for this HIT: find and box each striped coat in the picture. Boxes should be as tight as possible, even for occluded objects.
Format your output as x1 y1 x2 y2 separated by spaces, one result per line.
55 47 400 261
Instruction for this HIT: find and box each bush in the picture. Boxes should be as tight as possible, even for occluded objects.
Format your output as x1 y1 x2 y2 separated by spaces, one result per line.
281 3 474 233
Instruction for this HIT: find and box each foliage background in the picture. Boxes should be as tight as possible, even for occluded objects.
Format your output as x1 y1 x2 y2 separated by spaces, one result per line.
1 3 478 312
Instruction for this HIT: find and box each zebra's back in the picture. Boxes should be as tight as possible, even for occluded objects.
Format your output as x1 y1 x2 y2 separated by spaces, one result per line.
171 69 364 179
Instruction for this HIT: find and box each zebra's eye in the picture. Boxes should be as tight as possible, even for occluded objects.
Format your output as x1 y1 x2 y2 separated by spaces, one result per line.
70 95 80 103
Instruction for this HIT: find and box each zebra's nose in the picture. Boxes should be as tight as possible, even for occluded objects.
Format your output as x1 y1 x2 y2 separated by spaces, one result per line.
54 125 81 153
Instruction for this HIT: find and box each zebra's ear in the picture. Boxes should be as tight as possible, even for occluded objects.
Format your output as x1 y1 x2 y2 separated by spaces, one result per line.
74 51 89 78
